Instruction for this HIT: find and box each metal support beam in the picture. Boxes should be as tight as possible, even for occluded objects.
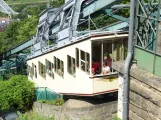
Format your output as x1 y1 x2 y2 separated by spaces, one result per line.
105 9 129 22
0 0 17 15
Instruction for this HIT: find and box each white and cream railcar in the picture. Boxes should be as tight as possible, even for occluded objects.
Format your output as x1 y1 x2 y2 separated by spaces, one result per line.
27 32 128 96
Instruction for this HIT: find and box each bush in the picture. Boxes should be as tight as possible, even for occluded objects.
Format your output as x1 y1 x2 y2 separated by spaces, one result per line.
0 75 35 111
39 97 64 106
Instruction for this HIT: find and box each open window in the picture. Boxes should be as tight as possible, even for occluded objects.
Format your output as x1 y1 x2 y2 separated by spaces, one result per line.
60 60 64 77
54 57 56 72
67 55 76 77
34 65 37 78
28 65 33 78
32 63 34 76
113 39 127 61
92 38 128 76
46 59 54 79
92 42 102 75
54 56 64 78
77 48 90 74
76 48 79 68
86 52 90 74
80 50 86 71
38 61 46 78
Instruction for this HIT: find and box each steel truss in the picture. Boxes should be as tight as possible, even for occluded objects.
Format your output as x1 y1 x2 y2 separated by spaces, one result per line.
135 0 161 52
0 0 17 15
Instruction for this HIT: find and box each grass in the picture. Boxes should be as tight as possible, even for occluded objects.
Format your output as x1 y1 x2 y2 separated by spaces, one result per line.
112 114 121 120
38 97 64 106
6 0 47 5
17 111 55 120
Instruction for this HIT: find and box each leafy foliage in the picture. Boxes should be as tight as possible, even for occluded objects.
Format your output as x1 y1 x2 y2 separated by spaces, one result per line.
39 97 64 106
0 75 35 111
50 0 65 7
0 16 38 53
0 4 46 53
0 12 8 17
112 114 121 120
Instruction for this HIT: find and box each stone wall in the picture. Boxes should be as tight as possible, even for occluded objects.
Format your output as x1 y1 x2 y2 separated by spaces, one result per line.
113 61 161 120
33 99 117 120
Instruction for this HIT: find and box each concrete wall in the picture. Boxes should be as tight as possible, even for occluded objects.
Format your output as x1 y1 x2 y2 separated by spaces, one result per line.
33 99 117 120
129 66 161 120
112 61 161 120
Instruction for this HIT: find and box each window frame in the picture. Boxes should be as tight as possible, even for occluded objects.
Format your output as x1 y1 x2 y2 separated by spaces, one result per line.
67 55 76 77
53 56 64 78
77 48 90 74
38 61 46 79
45 59 54 79
76 48 79 68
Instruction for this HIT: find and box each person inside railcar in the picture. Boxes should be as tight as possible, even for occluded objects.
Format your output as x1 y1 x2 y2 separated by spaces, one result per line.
103 53 112 71
92 58 101 75
102 62 110 74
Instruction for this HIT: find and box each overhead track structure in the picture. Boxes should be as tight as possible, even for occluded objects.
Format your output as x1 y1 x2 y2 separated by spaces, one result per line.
0 0 130 77
0 36 35 77
0 0 17 15
31 0 130 57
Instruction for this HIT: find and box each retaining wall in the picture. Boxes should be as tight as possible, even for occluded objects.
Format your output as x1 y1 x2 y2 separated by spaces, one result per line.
33 99 117 120
113 61 161 120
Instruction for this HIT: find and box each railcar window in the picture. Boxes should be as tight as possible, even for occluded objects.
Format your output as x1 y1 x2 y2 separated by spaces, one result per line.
80 50 86 71
34 65 37 78
38 61 46 78
32 63 34 76
28 65 33 78
54 57 56 72
67 55 76 77
86 53 90 74
60 61 64 77
46 59 54 79
54 56 64 78
77 49 90 74
76 48 79 68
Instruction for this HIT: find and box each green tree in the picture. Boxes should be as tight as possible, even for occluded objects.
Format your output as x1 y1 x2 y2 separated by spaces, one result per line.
0 75 35 111
16 15 38 44
0 15 39 53
50 0 65 7
0 4 46 54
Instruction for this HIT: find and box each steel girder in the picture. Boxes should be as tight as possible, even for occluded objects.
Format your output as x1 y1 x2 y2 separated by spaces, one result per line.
135 0 161 51
0 0 17 15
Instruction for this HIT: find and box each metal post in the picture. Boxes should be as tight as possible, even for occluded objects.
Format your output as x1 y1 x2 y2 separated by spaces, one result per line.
101 41 103 74
112 40 114 73
45 87 47 100
123 0 135 120
90 42 92 76
88 15 91 32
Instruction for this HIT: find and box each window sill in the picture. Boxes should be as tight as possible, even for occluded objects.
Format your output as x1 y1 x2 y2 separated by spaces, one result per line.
89 72 118 79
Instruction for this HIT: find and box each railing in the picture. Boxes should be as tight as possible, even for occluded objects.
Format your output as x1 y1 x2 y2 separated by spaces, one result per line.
134 0 161 77
35 87 63 100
